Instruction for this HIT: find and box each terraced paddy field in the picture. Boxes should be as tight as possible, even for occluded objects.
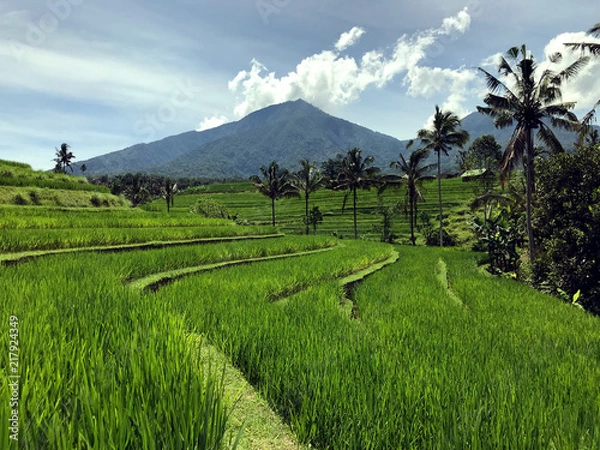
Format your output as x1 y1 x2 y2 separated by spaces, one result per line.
2 203 599 449
150 178 479 244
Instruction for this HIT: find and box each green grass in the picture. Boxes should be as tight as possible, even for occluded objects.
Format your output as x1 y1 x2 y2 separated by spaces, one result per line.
0 159 125 207
0 159 97 188
148 243 600 449
2 198 598 449
0 249 238 448
151 178 481 245
0 186 127 208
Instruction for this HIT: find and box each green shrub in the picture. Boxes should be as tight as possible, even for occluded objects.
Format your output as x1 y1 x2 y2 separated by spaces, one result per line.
28 190 41 205
190 197 235 220
12 193 29 205
90 195 102 207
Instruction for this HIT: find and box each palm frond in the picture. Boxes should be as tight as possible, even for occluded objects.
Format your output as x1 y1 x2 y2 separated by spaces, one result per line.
548 52 563 64
478 68 508 94
500 127 527 183
555 55 590 83
537 124 566 153
581 99 600 127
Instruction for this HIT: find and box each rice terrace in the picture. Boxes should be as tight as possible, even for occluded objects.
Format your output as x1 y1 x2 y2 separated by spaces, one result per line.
1 132 600 450
2 10 600 449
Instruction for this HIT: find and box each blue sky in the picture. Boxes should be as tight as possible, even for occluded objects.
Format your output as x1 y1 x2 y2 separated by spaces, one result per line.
1 0 599 171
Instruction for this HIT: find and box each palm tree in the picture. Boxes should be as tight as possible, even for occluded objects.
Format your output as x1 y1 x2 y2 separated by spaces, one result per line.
335 148 380 239
250 161 299 226
163 178 178 213
477 45 587 259
566 23 600 145
564 22 600 56
53 143 75 173
291 160 324 234
415 106 469 247
381 146 436 245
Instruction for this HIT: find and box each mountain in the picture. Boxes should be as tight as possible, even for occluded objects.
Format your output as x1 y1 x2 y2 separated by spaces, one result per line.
75 99 593 179
74 100 411 178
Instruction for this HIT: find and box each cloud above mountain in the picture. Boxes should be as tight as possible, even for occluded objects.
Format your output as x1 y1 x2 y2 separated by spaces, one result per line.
200 8 474 129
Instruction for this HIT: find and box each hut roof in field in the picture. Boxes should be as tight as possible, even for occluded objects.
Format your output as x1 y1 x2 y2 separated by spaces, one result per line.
461 169 489 179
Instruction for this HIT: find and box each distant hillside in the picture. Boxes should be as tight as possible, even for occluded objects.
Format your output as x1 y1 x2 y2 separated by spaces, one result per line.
0 159 127 207
150 100 412 178
74 100 411 178
74 99 594 178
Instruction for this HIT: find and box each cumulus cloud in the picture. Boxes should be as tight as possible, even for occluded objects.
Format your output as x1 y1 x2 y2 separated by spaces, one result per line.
335 27 366 52
197 115 229 131
405 66 478 120
543 32 600 111
220 7 474 121
476 33 600 116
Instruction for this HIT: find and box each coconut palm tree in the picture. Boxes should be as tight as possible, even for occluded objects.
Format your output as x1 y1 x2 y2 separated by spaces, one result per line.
415 106 469 247
565 24 600 148
381 146 436 245
250 161 299 226
477 44 587 259
564 22 600 56
53 143 75 173
291 160 324 234
335 148 380 239
163 178 178 213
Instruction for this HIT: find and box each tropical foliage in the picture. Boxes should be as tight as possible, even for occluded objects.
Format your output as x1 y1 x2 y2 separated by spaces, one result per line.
534 144 600 313
291 160 324 234
335 148 380 239
53 143 75 173
477 44 587 259
381 147 436 245
250 161 299 226
415 106 469 247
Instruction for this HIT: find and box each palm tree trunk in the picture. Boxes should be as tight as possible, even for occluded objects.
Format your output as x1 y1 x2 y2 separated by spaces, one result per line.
305 193 309 235
271 197 276 226
526 127 536 260
353 187 358 239
409 186 416 246
437 150 443 247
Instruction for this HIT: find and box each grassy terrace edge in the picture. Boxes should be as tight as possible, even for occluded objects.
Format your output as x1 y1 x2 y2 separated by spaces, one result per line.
129 245 337 292
0 233 285 265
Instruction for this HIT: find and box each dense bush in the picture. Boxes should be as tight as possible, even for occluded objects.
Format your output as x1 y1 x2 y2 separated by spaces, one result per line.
190 197 235 220
534 145 600 313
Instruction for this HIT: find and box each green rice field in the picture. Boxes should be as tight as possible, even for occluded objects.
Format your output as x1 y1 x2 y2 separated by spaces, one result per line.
1 183 599 449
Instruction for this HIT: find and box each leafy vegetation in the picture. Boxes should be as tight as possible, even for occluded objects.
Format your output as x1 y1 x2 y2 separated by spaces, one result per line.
478 44 587 259
414 105 470 246
250 161 299 226
534 144 600 313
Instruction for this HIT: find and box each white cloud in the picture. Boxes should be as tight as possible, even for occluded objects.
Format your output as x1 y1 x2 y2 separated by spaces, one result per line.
438 8 471 35
334 27 366 52
227 8 474 120
405 66 478 118
197 115 229 131
543 32 600 112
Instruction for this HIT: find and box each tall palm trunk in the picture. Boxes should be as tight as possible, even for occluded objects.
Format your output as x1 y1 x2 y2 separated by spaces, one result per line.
271 198 276 226
353 187 358 239
409 185 416 246
305 193 309 235
437 149 443 247
525 127 535 260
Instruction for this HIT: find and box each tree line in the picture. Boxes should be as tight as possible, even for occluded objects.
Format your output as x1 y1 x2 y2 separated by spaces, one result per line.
250 24 600 312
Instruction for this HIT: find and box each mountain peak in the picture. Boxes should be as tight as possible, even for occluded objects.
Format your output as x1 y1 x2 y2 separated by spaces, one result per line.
75 99 407 178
